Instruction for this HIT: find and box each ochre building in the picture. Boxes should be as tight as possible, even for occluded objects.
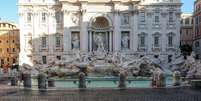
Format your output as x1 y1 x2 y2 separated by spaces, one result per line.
0 21 20 69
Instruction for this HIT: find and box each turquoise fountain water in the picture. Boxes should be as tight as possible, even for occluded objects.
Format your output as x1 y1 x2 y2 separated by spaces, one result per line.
53 76 173 88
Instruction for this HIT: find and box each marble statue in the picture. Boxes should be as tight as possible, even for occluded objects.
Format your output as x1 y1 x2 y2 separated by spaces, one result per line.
72 34 80 50
25 36 32 50
95 33 105 52
28 38 32 49
121 35 129 50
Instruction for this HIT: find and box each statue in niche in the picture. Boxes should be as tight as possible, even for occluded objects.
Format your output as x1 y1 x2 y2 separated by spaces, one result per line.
121 34 129 50
72 34 80 50
95 33 105 52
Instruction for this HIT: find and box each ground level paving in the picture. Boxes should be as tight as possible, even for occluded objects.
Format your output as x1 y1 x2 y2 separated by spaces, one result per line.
0 85 201 101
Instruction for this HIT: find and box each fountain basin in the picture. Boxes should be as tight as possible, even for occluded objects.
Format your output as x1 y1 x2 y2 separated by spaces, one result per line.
30 76 173 88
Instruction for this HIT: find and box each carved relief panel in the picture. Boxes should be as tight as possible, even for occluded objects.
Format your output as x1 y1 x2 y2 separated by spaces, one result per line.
70 12 80 26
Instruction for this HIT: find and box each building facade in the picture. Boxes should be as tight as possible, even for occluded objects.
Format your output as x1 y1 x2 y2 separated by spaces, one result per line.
193 0 201 59
0 21 20 68
18 0 182 66
180 13 193 46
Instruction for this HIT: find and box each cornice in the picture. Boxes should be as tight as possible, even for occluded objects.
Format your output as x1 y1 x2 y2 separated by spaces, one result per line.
140 3 183 6
59 0 140 4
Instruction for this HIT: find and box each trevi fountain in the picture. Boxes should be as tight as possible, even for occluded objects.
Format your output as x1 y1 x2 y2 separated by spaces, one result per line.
12 48 200 88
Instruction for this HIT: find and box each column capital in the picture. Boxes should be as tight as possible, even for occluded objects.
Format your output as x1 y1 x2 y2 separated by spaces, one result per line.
33 12 38 16
131 10 139 15
18 12 24 17
63 9 71 14
80 9 87 15
113 10 120 15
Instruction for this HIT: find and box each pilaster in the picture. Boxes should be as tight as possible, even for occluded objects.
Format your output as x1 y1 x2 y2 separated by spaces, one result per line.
80 2 88 52
63 10 72 52
113 2 121 51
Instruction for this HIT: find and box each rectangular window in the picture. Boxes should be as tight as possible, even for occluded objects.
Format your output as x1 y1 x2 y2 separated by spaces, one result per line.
154 36 159 47
41 37 47 48
42 56 47 64
169 12 174 22
168 36 173 47
55 36 61 47
185 18 190 25
1 59 4 65
42 13 47 22
155 15 159 23
139 11 145 22
27 13 32 22
140 36 145 47
13 58 16 64
13 48 15 52
7 48 9 53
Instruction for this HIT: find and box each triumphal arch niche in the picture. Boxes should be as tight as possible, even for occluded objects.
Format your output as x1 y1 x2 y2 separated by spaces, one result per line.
89 15 113 52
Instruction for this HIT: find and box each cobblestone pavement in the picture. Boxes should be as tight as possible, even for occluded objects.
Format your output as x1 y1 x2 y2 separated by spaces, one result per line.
0 87 200 101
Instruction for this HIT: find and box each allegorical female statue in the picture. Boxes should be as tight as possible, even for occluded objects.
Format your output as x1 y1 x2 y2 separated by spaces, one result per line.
72 34 80 50
121 35 129 50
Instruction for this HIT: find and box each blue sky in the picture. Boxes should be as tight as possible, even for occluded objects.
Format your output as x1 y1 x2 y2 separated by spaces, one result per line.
0 0 195 24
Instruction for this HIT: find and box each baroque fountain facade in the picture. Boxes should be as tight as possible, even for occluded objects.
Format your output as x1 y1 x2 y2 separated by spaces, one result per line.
19 0 182 68
17 1 201 88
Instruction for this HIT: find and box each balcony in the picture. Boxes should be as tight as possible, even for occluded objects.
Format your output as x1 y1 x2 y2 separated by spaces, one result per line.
39 45 49 52
166 45 177 51
167 22 176 29
54 45 63 52
152 44 161 52
152 23 161 29
138 23 147 29
137 45 147 52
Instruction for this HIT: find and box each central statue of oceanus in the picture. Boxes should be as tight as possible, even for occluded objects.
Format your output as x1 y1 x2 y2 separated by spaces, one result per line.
95 33 105 52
